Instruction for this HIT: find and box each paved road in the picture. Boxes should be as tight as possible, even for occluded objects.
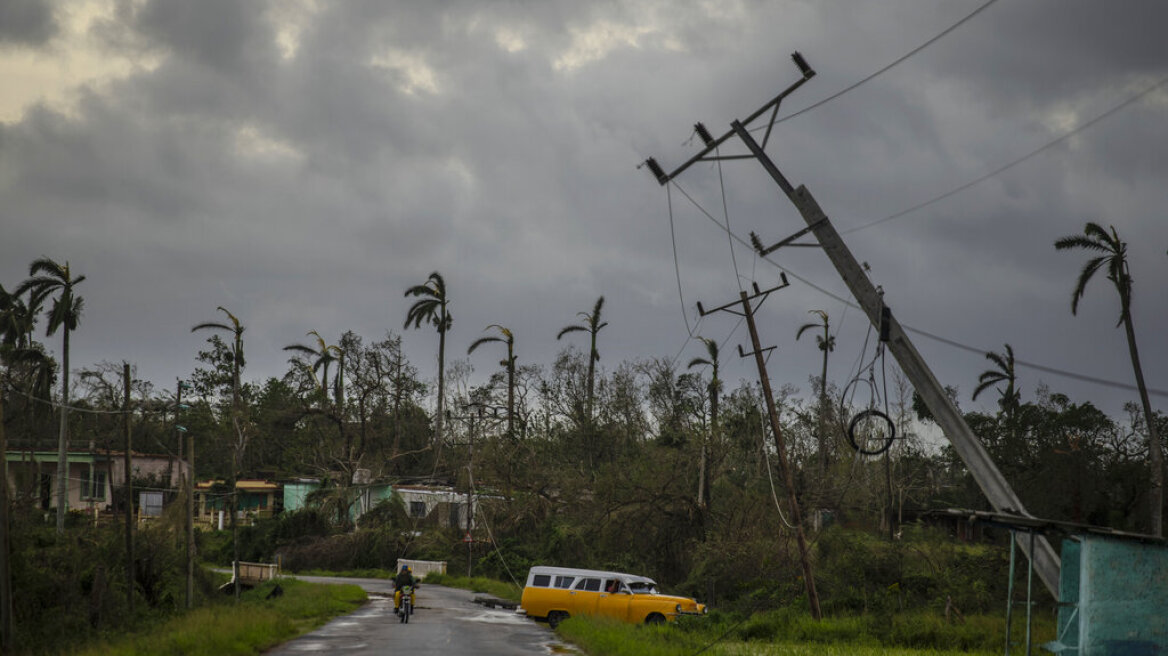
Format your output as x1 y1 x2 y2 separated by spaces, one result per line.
264 575 576 655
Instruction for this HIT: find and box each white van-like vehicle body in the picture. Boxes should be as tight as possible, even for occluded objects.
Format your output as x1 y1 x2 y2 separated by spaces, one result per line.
519 565 706 627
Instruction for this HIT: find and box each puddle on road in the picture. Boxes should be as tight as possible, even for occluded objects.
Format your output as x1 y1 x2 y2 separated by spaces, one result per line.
461 608 532 625
546 642 581 655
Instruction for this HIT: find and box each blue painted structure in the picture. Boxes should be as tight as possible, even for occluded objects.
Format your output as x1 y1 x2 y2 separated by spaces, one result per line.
935 509 1167 656
1048 535 1168 656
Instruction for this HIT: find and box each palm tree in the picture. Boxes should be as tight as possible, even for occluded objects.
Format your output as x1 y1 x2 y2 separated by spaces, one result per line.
404 272 451 448
972 343 1020 411
972 343 1022 456
15 257 85 533
468 325 516 439
0 283 41 350
284 331 344 409
191 306 246 599
557 296 607 422
687 337 722 509
1055 222 1162 536
797 310 834 472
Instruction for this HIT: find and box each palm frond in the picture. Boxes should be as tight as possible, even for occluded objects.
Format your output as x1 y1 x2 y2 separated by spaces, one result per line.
1070 256 1108 315
557 325 586 339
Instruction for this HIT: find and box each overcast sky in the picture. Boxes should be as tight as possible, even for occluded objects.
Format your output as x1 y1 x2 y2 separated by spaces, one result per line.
2 0 1165 425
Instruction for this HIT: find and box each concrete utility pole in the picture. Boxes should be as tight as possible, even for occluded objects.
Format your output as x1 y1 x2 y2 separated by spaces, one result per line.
123 362 134 614
698 281 822 620
644 52 1060 596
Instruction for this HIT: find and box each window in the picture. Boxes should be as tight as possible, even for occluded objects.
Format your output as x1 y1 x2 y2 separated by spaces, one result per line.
80 469 106 501
575 578 601 592
140 491 163 517
409 501 427 518
605 579 621 593
554 575 575 589
532 574 551 587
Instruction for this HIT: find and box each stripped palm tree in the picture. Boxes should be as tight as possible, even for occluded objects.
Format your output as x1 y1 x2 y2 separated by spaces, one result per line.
0 283 42 350
468 325 516 439
797 310 834 472
404 272 451 448
972 343 1022 456
191 307 246 599
14 258 85 533
687 337 722 509
1055 222 1162 536
557 296 607 423
972 343 1020 412
284 330 345 410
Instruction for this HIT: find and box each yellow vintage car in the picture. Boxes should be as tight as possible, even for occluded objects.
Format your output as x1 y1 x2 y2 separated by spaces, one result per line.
519 565 707 627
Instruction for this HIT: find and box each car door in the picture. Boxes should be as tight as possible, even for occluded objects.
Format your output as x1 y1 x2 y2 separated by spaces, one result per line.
595 578 632 622
570 576 603 616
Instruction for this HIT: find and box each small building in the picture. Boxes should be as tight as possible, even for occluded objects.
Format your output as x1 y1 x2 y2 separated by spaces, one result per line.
394 484 475 530
195 479 280 528
4 449 189 518
281 472 394 524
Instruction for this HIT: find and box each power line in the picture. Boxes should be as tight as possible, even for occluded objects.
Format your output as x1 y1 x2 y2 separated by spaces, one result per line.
841 74 1168 235
756 0 1000 129
663 176 1168 399
0 382 175 415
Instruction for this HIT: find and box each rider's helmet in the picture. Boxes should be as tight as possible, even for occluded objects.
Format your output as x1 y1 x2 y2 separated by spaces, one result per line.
402 565 410 573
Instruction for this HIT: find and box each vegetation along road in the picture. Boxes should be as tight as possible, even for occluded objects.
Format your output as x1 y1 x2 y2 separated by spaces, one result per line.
265 576 570 656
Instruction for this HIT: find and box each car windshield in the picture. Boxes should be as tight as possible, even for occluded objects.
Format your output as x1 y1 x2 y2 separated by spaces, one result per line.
626 581 658 594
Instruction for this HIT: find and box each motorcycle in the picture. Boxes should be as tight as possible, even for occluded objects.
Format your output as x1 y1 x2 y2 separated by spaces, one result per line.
398 584 415 624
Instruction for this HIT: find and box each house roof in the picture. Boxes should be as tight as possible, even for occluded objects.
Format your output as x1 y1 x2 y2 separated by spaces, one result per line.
5 449 181 463
195 479 280 492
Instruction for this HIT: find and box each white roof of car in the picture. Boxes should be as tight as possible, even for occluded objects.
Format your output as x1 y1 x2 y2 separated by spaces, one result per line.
527 565 657 585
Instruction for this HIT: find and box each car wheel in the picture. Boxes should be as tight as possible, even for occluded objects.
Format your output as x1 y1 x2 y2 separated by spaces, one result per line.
547 611 569 628
645 613 666 625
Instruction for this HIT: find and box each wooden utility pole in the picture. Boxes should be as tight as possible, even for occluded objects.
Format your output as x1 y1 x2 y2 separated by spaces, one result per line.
698 282 822 620
176 379 194 609
643 51 1060 596
123 362 134 614
0 384 13 651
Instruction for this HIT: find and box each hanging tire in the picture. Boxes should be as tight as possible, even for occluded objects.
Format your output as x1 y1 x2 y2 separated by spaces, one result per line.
848 409 896 455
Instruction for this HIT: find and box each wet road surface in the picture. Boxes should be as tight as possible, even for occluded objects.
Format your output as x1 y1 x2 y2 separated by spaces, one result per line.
263 576 578 656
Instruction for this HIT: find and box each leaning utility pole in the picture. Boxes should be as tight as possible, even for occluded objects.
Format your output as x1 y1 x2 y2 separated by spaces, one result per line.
698 280 822 620
643 52 1060 596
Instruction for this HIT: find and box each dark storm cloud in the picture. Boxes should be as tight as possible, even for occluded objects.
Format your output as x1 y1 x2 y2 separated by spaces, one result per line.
0 0 1164 424
134 0 273 73
0 0 56 46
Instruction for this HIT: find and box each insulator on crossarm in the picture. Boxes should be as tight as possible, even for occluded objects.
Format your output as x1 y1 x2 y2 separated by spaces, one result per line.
694 122 715 147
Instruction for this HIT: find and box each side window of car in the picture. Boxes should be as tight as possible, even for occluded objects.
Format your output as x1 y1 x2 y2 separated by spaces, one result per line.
604 579 621 593
575 578 601 592
532 574 551 587
555 575 575 589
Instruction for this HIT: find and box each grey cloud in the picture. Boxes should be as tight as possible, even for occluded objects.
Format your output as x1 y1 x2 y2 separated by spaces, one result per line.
0 0 56 46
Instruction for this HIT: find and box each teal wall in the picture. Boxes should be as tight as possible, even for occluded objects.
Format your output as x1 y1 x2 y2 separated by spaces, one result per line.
1053 535 1168 656
282 481 319 513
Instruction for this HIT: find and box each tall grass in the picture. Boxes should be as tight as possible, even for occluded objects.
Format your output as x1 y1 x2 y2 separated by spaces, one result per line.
68 578 366 656
555 609 1052 656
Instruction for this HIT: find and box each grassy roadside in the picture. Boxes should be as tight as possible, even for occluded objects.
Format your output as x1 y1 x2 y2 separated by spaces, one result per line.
553 609 1052 656
68 578 366 656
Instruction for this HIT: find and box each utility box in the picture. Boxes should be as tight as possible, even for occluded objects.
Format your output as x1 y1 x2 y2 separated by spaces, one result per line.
1046 535 1168 655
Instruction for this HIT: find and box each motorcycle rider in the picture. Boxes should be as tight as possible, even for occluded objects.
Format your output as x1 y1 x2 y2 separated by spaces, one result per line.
393 565 418 615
